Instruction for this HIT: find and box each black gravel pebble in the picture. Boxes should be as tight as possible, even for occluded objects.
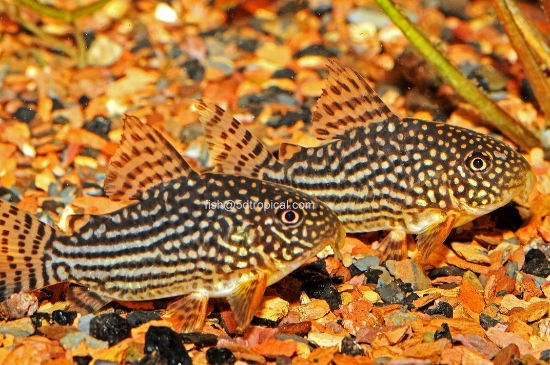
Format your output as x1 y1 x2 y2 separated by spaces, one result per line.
294 259 342 311
138 354 168 365
31 312 51 329
144 326 191 365
438 0 469 19
74 355 93 365
428 266 465 279
302 279 341 311
251 316 279 327
311 4 332 17
403 292 420 309
491 205 523 231
131 38 153 53
520 77 538 104
180 332 218 347
42 199 65 212
51 97 64 110
525 249 546 262
375 280 409 304
340 336 364 356
434 322 452 341
79 95 91 107
182 59 205 81
278 0 308 15
126 311 161 328
266 106 311 127
206 347 236 365
84 115 111 138
167 44 183 58
541 349 550 361
272 68 296 79
347 264 363 278
423 301 454 318
523 258 550 277
236 38 258 52
364 267 383 284
52 310 77 325
13 106 36 123
479 313 500 330
294 44 336 58
53 115 70 124
82 31 95 48
89 313 130 346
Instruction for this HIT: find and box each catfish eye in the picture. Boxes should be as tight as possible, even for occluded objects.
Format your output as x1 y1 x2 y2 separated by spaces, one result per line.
465 151 491 172
278 209 302 226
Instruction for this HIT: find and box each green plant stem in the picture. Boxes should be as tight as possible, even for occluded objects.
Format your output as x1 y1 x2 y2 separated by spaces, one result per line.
16 14 77 58
72 20 87 69
15 0 112 22
374 0 540 151
496 0 550 121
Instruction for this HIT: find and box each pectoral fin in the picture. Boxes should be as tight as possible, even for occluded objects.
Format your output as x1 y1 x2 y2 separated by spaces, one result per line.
227 271 267 328
416 214 457 261
162 293 209 333
66 285 111 314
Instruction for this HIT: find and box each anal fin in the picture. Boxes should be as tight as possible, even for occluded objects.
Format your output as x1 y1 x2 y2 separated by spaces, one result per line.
378 229 408 261
66 285 111 314
227 271 267 329
416 214 457 261
162 293 209 333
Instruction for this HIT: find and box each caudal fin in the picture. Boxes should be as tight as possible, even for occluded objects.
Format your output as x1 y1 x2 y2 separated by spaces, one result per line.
194 99 283 180
0 200 57 301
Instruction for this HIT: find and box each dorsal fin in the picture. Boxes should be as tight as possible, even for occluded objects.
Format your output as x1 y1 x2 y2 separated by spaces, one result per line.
104 115 196 201
195 99 282 179
279 142 302 162
312 59 400 140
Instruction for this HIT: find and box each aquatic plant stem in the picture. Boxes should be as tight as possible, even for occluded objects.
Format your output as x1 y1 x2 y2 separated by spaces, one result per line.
495 0 550 123
374 0 541 151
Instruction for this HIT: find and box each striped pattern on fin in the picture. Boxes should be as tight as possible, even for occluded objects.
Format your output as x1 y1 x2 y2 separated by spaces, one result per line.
227 270 267 328
378 229 408 261
195 99 281 179
162 293 209 333
313 59 399 140
417 213 457 261
66 285 111 314
0 200 56 301
104 115 196 201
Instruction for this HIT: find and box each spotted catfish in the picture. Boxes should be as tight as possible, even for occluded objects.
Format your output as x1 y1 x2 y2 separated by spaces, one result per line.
0 115 345 332
196 59 535 261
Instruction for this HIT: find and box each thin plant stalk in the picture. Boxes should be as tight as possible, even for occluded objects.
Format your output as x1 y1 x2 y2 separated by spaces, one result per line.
374 0 541 151
503 0 550 71
496 0 550 121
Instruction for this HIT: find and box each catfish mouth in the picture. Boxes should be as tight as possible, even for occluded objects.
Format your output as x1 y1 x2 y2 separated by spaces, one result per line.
513 169 536 205
450 169 536 218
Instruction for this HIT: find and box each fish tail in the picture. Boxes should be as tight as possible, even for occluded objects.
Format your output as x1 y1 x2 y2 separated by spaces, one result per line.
0 200 58 301
195 98 284 181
